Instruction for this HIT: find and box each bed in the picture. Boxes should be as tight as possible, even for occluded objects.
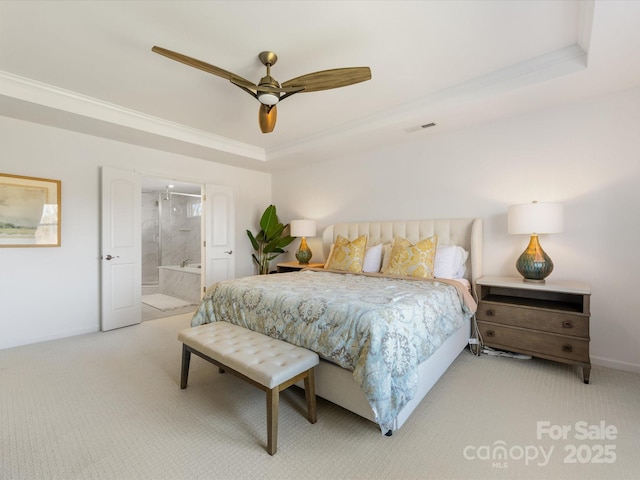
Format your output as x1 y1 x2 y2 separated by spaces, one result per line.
192 218 482 433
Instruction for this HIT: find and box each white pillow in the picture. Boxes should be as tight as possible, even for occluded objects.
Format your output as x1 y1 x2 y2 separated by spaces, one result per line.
434 246 457 278
362 243 383 273
454 248 469 278
434 246 469 279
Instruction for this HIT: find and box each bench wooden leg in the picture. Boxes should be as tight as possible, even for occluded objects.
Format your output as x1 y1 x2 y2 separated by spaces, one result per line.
266 387 279 455
179 334 317 456
180 344 191 389
304 368 317 424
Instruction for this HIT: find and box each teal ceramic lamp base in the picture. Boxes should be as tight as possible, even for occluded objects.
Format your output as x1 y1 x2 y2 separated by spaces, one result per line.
295 237 312 264
516 235 554 283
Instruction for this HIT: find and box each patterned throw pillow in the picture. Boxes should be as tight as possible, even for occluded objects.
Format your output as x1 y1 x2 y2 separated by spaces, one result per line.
382 235 438 278
325 234 368 272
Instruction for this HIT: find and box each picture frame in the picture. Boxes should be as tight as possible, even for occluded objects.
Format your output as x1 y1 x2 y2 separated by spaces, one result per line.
0 173 61 247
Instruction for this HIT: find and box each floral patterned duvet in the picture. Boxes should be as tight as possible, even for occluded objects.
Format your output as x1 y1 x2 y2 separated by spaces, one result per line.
191 270 473 432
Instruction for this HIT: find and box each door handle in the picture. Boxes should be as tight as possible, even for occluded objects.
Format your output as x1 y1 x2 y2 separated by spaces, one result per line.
224 250 233 255
104 255 120 260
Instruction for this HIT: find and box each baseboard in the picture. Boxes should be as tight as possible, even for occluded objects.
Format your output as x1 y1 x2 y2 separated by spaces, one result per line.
591 355 640 374
0 326 98 351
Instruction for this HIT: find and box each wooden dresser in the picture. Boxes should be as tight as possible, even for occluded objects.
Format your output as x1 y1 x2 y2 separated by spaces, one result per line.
476 276 591 383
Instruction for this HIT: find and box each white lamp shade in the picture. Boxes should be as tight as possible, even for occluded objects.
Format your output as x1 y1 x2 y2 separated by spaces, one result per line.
290 219 316 238
508 202 563 234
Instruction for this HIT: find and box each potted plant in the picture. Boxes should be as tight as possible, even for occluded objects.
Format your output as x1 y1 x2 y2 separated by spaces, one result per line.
247 204 294 274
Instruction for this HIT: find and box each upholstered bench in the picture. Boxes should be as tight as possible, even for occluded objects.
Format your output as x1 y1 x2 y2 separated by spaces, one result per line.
177 321 319 455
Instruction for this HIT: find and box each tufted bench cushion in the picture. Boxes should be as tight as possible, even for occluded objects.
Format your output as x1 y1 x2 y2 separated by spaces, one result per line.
178 321 319 388
177 321 319 455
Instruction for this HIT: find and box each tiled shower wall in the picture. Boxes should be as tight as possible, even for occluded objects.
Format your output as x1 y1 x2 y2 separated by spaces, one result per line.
141 192 201 285
142 192 159 285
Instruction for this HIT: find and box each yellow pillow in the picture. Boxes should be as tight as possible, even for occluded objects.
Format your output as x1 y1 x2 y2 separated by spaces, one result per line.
325 235 368 272
382 235 438 278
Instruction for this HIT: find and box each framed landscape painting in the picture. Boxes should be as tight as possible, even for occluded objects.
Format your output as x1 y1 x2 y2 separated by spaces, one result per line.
0 173 61 247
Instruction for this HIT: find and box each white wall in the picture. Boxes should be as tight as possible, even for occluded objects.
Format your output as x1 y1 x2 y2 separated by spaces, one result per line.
0 116 271 349
272 86 640 373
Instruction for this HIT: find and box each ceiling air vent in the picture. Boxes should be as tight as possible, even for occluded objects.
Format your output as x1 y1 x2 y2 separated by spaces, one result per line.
405 122 437 133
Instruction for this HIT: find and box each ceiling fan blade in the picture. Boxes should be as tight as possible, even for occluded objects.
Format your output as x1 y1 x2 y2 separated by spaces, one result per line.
281 67 371 92
258 104 277 133
152 47 369 133
230 77 305 94
151 46 255 86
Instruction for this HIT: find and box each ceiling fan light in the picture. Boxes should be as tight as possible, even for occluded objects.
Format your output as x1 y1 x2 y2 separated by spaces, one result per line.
257 91 279 105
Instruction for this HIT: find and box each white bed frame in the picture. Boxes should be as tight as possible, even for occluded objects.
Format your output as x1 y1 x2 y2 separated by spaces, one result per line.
307 218 483 432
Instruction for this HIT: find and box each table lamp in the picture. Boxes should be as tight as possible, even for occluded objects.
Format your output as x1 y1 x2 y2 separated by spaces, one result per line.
290 219 316 264
508 201 563 283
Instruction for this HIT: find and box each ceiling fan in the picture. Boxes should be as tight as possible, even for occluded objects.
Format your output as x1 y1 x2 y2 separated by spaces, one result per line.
151 46 372 133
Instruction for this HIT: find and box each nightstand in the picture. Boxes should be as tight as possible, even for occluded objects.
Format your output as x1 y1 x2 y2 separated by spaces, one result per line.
476 276 591 384
276 261 324 273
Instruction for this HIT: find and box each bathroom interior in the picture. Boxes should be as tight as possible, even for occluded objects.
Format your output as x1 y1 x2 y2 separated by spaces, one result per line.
141 177 203 321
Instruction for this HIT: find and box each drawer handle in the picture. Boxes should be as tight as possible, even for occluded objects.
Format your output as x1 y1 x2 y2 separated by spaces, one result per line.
486 309 495 317
486 330 495 338
562 344 573 353
562 321 574 329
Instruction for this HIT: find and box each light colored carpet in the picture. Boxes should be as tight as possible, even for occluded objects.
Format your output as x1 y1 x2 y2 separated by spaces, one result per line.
141 293 194 311
1 314 639 480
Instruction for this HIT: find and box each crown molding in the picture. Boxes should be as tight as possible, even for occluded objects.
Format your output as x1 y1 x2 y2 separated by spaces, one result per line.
0 70 266 162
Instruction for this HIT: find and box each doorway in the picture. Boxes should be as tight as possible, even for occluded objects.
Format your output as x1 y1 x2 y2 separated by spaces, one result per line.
101 167 235 331
140 177 202 322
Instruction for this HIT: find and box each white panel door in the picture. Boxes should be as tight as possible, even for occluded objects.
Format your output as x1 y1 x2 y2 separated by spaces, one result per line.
204 185 235 291
100 167 141 331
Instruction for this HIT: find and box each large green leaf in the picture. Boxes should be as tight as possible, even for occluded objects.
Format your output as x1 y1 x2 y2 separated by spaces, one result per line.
266 223 284 243
263 237 282 254
275 235 295 249
246 230 259 251
264 220 281 241
259 205 278 237
264 234 294 253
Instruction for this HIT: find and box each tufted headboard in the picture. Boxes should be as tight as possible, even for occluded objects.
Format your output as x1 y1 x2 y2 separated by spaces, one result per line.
321 218 483 284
